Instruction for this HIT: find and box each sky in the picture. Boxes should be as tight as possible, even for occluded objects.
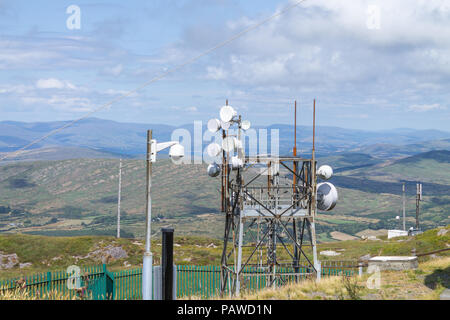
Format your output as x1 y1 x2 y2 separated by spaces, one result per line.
0 0 449 131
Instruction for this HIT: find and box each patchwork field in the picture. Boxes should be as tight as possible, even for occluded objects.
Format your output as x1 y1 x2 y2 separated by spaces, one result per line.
0 150 448 240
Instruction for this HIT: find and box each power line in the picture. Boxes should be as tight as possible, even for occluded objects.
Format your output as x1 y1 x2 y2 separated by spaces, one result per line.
0 0 309 162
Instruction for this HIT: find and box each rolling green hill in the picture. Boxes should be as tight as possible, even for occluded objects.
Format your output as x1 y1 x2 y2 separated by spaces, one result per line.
0 150 449 241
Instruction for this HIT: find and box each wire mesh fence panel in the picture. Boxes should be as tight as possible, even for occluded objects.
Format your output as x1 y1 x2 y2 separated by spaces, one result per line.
0 262 359 300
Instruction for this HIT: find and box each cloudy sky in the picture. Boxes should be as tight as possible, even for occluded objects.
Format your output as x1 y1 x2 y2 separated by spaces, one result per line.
1 0 449 130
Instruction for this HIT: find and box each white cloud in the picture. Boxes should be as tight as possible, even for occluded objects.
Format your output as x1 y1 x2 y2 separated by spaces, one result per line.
0 84 33 94
206 66 227 80
21 95 93 112
197 0 450 105
408 103 445 112
36 78 76 90
102 64 123 76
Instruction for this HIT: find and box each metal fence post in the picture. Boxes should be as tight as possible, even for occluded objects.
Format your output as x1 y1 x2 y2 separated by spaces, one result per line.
47 271 52 294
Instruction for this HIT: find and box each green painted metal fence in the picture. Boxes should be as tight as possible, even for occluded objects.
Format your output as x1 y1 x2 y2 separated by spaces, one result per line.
0 265 111 300
0 264 356 300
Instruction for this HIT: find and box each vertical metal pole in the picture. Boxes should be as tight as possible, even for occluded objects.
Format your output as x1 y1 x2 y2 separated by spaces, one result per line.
415 183 421 230
293 101 299 280
117 159 122 238
142 130 153 300
311 99 319 280
402 183 406 231
235 213 244 296
161 228 174 300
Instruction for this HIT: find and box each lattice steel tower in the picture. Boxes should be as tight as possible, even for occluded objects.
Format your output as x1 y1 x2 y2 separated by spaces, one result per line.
206 100 337 296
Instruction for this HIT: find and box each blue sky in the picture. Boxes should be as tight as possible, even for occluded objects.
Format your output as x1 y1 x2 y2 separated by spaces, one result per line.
0 0 449 131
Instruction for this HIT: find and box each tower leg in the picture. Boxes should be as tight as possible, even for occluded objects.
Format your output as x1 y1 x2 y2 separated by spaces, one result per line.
235 212 244 296
293 219 299 282
309 219 320 281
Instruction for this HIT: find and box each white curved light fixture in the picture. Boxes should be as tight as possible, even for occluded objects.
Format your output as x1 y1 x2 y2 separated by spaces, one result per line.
168 144 184 161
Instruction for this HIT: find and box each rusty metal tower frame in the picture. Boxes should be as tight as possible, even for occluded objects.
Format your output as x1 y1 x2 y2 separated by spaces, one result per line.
218 100 320 296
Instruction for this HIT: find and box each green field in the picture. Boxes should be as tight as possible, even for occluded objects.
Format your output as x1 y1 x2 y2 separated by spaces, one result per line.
0 225 448 280
0 150 448 240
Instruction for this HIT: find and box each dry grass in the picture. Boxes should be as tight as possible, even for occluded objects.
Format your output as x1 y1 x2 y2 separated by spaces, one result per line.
0 288 78 300
211 256 450 300
238 276 361 300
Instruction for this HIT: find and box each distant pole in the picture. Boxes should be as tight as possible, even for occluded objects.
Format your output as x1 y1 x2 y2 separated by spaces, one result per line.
142 130 153 300
402 183 406 231
415 183 422 230
117 159 122 238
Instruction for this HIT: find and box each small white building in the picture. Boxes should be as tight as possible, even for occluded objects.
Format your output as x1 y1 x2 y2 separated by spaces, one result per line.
388 229 408 239
368 256 418 271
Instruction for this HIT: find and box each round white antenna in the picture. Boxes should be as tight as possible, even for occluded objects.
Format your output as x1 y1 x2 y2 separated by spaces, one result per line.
220 120 231 130
207 163 221 177
241 120 251 131
317 165 333 180
222 136 235 152
230 156 243 170
234 138 243 150
207 143 222 157
207 118 221 133
317 182 338 211
220 106 237 122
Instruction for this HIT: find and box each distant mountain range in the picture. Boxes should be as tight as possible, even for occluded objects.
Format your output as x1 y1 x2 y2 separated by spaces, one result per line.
0 118 449 161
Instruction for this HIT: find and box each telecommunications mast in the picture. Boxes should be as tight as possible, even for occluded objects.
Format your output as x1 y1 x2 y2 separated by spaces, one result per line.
206 100 338 296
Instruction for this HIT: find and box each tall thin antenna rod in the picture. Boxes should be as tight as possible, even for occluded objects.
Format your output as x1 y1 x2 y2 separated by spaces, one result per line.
294 100 297 156
117 158 122 238
312 99 316 154
293 101 297 187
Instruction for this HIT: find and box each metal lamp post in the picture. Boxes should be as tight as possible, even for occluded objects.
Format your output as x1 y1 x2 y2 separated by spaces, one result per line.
142 129 184 300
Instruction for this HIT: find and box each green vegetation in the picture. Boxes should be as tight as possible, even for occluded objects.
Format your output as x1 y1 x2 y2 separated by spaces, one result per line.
232 257 450 300
1 225 447 280
0 149 448 240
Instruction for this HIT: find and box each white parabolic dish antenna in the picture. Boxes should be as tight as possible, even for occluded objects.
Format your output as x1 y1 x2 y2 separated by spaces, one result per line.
317 165 333 180
317 182 338 211
207 163 221 177
222 136 235 152
207 143 222 157
207 118 221 133
220 106 237 122
220 120 231 130
241 120 251 131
